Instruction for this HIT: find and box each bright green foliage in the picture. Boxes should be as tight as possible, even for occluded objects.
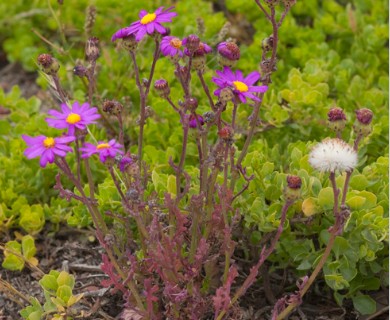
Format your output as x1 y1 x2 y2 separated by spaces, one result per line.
2 235 38 271
0 0 388 316
21 270 83 320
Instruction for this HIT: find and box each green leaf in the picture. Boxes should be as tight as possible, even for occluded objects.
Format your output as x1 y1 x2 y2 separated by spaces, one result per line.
22 235 36 260
350 174 369 190
167 175 177 198
318 187 334 210
347 196 366 210
57 271 75 289
2 254 24 271
352 295 376 315
56 285 72 304
39 274 58 292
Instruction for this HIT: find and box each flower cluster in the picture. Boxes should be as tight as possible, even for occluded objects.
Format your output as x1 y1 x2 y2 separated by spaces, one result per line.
23 101 123 167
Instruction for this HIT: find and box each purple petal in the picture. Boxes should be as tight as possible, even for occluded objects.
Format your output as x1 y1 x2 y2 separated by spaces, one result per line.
245 71 261 85
24 146 45 159
56 136 76 144
139 9 148 18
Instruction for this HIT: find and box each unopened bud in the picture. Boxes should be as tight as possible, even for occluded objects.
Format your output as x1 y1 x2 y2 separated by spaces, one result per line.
183 34 200 54
85 37 100 61
203 111 215 123
217 41 240 67
154 79 170 98
353 108 373 137
118 156 133 172
284 175 302 201
327 107 347 133
122 34 138 52
126 188 140 201
264 0 280 7
219 87 234 103
262 35 274 53
37 54 60 75
192 55 206 72
102 99 123 116
218 126 234 140
185 97 198 112
283 0 296 8
188 114 204 129
73 64 88 77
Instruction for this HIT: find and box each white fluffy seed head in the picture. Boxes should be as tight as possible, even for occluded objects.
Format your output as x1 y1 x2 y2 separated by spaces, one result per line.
309 138 358 173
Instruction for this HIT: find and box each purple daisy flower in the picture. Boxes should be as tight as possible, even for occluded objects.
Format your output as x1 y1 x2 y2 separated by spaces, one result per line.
80 139 124 163
46 101 100 136
212 67 268 103
112 7 177 42
22 135 75 168
183 41 212 57
160 36 183 57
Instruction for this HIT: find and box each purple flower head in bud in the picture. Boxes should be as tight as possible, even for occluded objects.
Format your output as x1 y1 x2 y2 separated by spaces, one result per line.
355 108 373 125
160 36 183 57
212 66 268 103
182 34 200 53
80 139 124 163
217 41 240 61
22 135 75 168
183 40 212 57
188 114 204 128
118 156 133 172
112 7 177 42
328 108 346 122
287 175 302 189
46 101 101 136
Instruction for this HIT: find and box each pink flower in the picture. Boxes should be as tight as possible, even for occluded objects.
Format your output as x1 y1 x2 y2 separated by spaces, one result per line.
160 36 183 57
80 139 124 163
22 135 75 168
46 101 100 136
112 7 177 42
212 67 268 103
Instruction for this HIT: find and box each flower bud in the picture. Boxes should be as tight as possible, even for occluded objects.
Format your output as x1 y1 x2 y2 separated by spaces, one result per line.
282 0 296 8
284 175 302 201
154 79 170 98
185 97 198 112
183 34 200 55
203 111 215 124
122 34 138 52
264 0 280 7
218 126 234 140
188 114 204 129
217 41 240 67
73 64 88 78
353 108 373 137
192 55 206 72
126 188 140 201
37 54 60 75
85 37 100 62
102 99 123 116
118 156 133 172
327 107 347 134
219 87 234 103
261 35 274 53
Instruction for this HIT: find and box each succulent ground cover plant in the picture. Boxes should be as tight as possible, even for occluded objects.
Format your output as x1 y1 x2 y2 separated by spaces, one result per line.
0 0 388 319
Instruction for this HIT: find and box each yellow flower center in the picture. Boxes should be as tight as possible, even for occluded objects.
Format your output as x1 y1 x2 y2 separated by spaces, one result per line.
233 81 249 92
170 38 182 49
66 113 81 124
43 137 55 148
140 13 157 25
97 143 110 150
